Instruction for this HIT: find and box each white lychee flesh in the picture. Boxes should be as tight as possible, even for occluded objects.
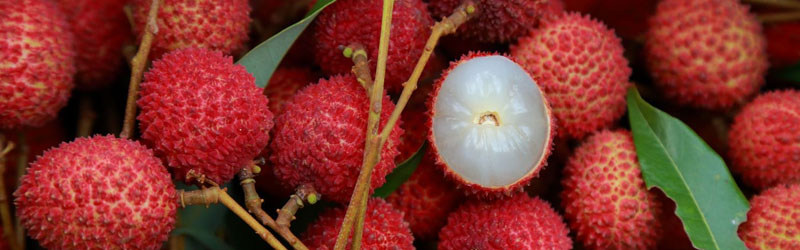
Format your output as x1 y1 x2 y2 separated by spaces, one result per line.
432 55 552 188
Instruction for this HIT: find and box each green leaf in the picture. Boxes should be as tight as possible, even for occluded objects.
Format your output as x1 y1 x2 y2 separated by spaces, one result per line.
372 143 426 197
236 0 336 88
775 61 800 82
627 87 749 250
172 228 234 250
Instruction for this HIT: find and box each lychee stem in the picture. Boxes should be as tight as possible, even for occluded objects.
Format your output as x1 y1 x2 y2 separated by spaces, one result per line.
744 0 800 10
758 11 800 23
0 136 21 250
344 44 373 92
276 184 319 228
121 0 160 139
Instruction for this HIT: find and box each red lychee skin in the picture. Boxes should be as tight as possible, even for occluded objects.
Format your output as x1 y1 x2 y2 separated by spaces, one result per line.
561 129 662 250
137 48 273 185
57 0 130 89
428 0 559 43
0 0 75 130
764 22 800 68
438 195 572 249
427 52 555 198
302 198 414 249
263 67 317 115
645 0 768 110
728 90 800 190
386 150 463 240
396 82 432 163
270 75 403 203
14 135 177 249
512 12 631 140
133 0 251 60
314 0 433 92
739 183 800 250
563 0 657 39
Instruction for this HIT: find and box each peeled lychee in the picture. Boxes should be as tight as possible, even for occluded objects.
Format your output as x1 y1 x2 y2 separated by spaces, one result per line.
302 198 414 249
133 0 251 59
428 0 563 43
263 67 316 115
438 195 571 249
561 129 662 249
14 135 177 249
0 0 75 130
314 0 432 91
738 183 800 250
387 150 463 240
512 12 631 140
428 53 554 198
728 90 800 190
137 48 273 184
270 75 403 203
645 0 768 110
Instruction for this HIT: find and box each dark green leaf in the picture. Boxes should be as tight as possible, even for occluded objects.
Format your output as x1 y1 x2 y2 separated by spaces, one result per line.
775 61 800 82
172 228 233 250
373 143 426 197
236 0 336 87
627 88 749 250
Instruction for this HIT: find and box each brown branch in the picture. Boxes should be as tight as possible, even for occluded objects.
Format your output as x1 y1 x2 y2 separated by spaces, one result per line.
744 0 800 10
758 11 800 23
121 0 160 138
0 136 21 250
77 96 96 137
276 184 319 228
344 44 373 92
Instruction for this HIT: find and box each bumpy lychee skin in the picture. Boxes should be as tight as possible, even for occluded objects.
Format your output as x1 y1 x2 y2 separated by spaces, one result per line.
645 0 768 110
512 13 631 140
302 198 414 249
0 0 75 130
739 183 800 250
314 0 432 91
57 0 130 89
439 195 571 249
270 75 403 203
387 150 463 240
428 52 554 198
561 129 662 250
429 0 562 43
764 22 800 68
14 135 177 249
137 48 273 184
728 90 800 190
133 0 251 59
263 67 316 115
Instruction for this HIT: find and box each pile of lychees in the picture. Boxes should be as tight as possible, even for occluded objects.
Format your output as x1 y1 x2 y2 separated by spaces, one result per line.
1 0 799 249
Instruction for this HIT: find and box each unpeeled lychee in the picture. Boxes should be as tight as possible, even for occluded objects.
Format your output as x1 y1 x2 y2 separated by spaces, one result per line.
512 12 631 140
738 183 800 250
396 82 433 163
561 129 662 249
438 195 571 249
302 198 414 249
645 0 768 110
14 135 177 249
428 53 554 198
263 67 317 115
428 0 564 43
313 0 433 91
0 0 75 130
728 90 800 190
137 48 273 184
270 75 403 203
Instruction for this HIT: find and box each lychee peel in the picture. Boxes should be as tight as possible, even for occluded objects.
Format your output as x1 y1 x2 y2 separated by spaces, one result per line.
738 183 800 250
302 198 414 249
263 67 316 115
561 129 662 249
14 135 177 249
428 52 554 198
270 75 403 203
0 0 75 130
512 12 631 140
428 0 560 43
728 90 800 190
137 48 273 185
438 195 572 249
645 0 768 109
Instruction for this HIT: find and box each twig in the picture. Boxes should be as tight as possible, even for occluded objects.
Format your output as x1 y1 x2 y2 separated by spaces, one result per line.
77 96 96 137
744 0 800 10
343 44 373 92
0 136 21 250
121 0 160 138
758 11 800 23
276 184 319 228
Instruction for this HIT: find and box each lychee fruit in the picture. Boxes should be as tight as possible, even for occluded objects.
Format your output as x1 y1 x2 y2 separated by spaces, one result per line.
396 82 433 163
302 198 414 249
57 0 130 89
738 183 800 250
428 0 563 43
763 21 800 68
137 48 273 185
313 0 433 91
263 67 317 115
561 129 662 249
133 0 251 59
0 0 75 130
645 0 768 110
512 12 631 140
387 149 463 240
438 195 572 249
728 90 800 190
270 74 403 203
14 135 177 249
427 52 554 198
